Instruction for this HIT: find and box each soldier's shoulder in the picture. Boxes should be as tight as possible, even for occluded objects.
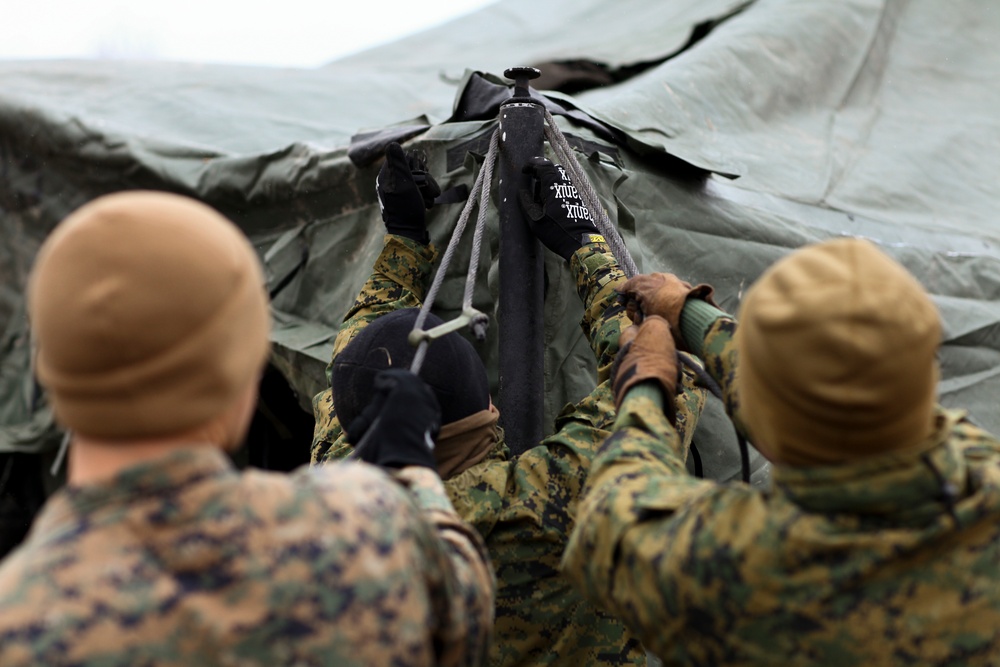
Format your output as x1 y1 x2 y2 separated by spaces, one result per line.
243 462 413 517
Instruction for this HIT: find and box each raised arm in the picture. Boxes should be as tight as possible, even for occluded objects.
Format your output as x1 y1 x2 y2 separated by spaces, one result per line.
561 317 747 658
328 235 437 368
312 142 440 464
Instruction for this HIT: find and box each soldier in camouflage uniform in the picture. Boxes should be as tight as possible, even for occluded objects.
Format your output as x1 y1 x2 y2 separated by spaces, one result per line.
0 191 494 667
563 237 1000 666
312 147 708 666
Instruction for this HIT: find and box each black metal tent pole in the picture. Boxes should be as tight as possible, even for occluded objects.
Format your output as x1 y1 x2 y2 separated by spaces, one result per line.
497 67 545 456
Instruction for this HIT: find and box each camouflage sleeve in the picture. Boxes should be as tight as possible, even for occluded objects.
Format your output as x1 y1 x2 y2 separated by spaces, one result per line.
560 384 722 656
311 234 437 465
550 241 709 462
514 353 707 573
311 388 347 464
700 315 751 434
570 242 629 383
393 466 496 667
327 234 438 380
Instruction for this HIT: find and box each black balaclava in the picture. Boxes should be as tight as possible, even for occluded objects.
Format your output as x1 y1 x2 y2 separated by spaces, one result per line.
332 308 491 429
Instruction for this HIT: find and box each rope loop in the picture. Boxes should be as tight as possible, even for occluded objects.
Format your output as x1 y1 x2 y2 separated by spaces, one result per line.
410 129 500 374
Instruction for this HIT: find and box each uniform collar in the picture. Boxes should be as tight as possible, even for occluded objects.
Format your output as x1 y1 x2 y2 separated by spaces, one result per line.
29 447 235 544
773 408 967 518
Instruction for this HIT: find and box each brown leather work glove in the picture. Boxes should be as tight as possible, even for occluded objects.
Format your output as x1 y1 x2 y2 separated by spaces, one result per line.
617 273 718 350
610 315 679 422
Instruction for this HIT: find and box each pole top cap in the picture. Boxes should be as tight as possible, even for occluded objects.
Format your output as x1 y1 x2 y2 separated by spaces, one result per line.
504 67 541 98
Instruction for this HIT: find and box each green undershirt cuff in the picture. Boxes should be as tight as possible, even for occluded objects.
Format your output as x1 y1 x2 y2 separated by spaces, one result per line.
615 382 667 430
680 298 729 357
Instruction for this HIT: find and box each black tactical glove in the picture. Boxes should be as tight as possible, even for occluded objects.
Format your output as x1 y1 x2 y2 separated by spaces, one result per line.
345 369 440 471
376 142 442 244
520 157 602 261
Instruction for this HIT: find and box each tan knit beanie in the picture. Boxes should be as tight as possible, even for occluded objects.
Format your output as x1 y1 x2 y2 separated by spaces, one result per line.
28 192 271 440
734 238 940 466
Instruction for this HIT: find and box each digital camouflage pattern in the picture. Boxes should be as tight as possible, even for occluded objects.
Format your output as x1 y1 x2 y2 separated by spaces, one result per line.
311 234 708 666
564 313 1000 666
0 447 494 667
313 234 439 456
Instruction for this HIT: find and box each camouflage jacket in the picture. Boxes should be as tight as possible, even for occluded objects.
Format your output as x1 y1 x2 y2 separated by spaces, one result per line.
312 234 707 667
0 447 494 667
563 314 1000 666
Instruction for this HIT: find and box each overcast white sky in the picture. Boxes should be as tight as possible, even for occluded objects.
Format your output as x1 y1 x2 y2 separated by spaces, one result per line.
0 0 497 67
